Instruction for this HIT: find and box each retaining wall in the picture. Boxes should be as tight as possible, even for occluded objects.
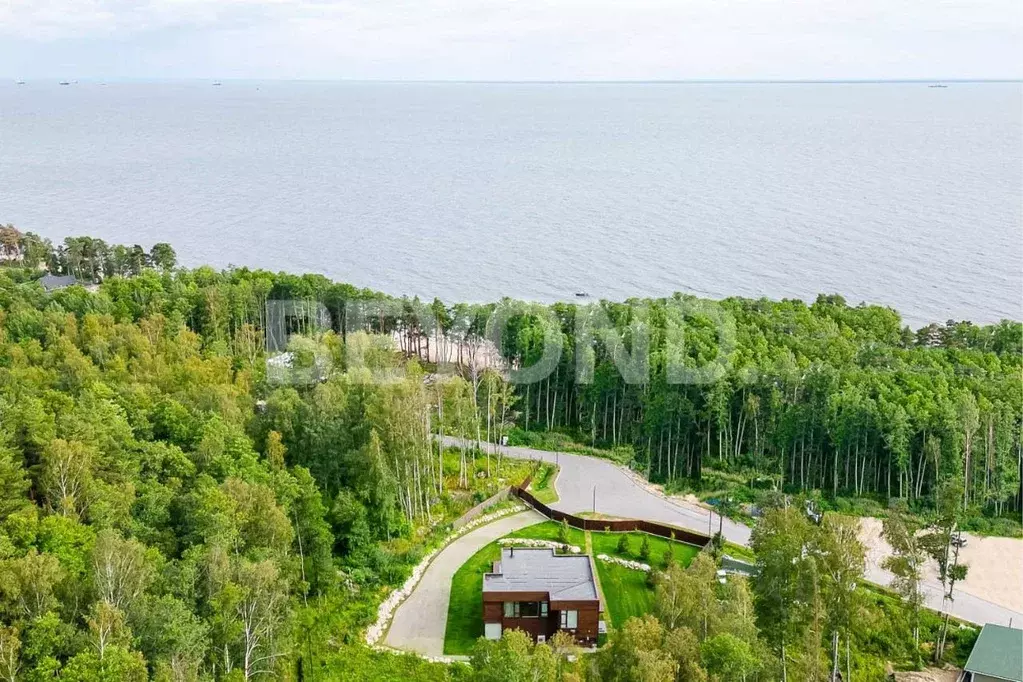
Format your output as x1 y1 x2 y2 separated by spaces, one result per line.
511 480 711 548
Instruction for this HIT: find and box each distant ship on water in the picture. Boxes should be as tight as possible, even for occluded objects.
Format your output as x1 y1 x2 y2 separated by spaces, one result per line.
928 84 948 88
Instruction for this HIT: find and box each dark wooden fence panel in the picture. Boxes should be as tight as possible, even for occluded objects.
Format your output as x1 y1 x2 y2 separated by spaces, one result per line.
512 484 711 548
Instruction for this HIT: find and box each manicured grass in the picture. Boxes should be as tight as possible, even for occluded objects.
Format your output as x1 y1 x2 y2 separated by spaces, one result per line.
528 463 560 504
590 530 701 568
723 541 756 562
443 521 703 654
594 560 656 627
504 520 586 548
589 530 700 628
443 541 502 655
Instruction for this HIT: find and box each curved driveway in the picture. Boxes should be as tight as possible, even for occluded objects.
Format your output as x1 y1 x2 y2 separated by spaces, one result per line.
442 436 1023 628
443 436 751 545
384 509 545 657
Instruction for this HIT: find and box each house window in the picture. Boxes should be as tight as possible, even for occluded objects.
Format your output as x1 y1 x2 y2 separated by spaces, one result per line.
504 602 519 618
520 602 540 618
541 602 549 618
559 610 578 629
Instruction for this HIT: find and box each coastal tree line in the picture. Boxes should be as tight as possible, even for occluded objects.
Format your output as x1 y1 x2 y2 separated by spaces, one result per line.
0 228 1006 679
0 225 177 278
5 224 1017 521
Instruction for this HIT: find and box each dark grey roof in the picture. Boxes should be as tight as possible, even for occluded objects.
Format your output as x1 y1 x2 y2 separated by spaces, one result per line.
39 274 78 291
483 548 598 601
963 624 1023 682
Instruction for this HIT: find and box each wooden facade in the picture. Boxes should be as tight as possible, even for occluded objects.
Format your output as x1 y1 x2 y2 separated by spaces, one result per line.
482 591 600 645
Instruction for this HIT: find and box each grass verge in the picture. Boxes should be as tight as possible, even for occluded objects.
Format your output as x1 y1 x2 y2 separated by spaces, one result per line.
528 463 560 504
443 541 502 655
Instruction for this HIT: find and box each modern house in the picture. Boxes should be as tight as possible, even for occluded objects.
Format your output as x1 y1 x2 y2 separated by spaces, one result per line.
958 623 1022 682
482 547 601 645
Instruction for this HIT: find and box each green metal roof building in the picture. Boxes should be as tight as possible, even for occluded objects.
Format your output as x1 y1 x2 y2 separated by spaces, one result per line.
959 624 1023 682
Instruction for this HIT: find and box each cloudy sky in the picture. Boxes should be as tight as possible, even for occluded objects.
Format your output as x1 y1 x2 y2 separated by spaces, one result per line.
1 0 1020 81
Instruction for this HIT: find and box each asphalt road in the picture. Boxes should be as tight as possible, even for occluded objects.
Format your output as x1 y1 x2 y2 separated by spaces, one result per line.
443 436 751 544
442 436 1023 628
384 510 545 657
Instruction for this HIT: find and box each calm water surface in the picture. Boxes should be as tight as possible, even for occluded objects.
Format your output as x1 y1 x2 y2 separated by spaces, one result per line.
1 81 1020 326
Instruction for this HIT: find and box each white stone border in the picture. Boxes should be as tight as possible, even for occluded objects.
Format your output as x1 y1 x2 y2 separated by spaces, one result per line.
365 501 526 647
596 554 651 572
498 538 582 554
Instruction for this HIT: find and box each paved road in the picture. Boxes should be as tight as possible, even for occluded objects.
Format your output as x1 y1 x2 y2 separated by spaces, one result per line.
443 437 1023 628
443 436 751 545
384 510 545 657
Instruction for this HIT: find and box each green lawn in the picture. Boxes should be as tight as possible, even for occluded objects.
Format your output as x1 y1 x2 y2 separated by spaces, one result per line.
500 521 701 568
443 541 502 655
528 463 560 504
594 560 657 627
590 530 702 568
723 541 757 562
589 530 701 628
503 520 586 548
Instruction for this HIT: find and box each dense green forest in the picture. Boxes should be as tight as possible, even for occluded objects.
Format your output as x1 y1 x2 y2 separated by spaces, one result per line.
0 226 1017 680
4 226 1020 525
0 229 524 680
491 301 1020 528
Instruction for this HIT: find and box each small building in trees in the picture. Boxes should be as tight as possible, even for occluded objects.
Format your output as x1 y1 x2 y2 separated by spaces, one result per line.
482 547 601 645
958 623 1022 682
38 274 78 291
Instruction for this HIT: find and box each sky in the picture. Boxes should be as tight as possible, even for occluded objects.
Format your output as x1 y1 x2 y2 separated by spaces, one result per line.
1 0 1021 81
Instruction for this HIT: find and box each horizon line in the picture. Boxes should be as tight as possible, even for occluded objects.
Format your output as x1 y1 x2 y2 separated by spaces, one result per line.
7 77 1023 85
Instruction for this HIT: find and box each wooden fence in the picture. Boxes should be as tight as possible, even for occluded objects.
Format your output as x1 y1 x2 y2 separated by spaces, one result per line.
512 475 711 548
451 487 511 529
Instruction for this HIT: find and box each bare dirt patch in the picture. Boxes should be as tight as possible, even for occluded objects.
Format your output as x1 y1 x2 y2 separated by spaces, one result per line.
859 517 1023 613
893 667 960 682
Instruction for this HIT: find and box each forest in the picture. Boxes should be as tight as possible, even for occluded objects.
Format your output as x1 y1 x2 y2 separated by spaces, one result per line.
0 226 1018 680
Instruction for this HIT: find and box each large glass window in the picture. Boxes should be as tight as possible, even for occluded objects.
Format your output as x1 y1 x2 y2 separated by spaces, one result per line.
503 602 549 619
559 610 578 629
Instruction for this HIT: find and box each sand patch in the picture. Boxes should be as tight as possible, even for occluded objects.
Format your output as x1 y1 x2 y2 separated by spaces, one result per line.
893 668 960 682
859 517 1023 613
